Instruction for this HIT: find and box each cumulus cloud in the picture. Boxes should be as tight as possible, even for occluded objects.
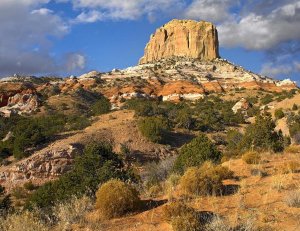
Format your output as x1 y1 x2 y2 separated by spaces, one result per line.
65 53 86 72
260 63 293 77
71 0 185 23
183 0 237 22
218 1 300 50
0 0 71 76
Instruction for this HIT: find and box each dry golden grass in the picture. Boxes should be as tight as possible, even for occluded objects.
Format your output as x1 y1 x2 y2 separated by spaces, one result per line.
242 151 261 164
0 211 48 231
179 162 233 196
285 145 300 154
280 161 300 174
54 195 93 230
163 201 201 231
285 190 300 208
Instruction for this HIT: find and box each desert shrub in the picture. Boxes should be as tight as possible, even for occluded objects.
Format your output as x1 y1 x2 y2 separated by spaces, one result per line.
271 174 286 191
242 151 261 164
226 129 243 153
288 114 300 144
12 186 28 199
91 97 111 115
0 195 11 216
142 156 176 188
54 195 93 229
274 109 285 120
23 181 37 191
0 185 11 216
147 184 163 197
280 161 300 174
173 134 221 173
261 94 273 105
285 190 300 208
95 179 141 219
293 132 300 144
292 104 298 111
163 201 202 231
240 115 284 152
0 211 49 231
26 142 135 208
124 98 160 117
179 162 234 196
174 109 195 129
138 116 170 143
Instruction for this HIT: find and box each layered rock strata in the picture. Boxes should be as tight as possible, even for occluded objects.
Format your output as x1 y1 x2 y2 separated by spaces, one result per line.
139 19 219 64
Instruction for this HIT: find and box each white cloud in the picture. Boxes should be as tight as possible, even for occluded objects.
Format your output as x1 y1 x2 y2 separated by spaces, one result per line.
75 10 105 23
218 1 300 50
183 0 237 22
260 63 293 77
65 53 86 71
294 62 300 71
0 0 71 76
71 0 185 22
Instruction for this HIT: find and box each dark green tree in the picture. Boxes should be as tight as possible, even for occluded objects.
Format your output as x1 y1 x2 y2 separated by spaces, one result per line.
173 134 222 173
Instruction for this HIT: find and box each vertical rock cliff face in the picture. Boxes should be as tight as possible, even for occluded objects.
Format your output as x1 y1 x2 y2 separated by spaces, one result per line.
139 19 219 64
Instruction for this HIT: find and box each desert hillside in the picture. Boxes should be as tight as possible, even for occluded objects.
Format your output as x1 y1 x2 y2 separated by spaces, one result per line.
0 19 300 231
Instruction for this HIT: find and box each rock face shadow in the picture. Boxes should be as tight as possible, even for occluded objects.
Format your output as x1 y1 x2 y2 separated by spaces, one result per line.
164 132 196 148
221 184 240 196
139 199 168 213
197 211 216 225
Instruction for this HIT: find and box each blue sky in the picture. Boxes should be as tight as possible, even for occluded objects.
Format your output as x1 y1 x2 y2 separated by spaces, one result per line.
0 0 299 83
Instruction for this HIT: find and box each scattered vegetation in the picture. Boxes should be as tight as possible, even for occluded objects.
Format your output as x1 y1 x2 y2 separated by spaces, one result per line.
91 97 111 115
0 113 91 159
26 142 136 208
239 115 285 152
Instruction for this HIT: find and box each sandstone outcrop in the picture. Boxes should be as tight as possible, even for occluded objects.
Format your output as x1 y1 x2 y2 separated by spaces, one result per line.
139 19 219 64
0 145 78 190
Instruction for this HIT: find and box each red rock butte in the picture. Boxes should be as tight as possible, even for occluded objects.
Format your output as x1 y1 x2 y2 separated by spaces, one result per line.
139 19 219 64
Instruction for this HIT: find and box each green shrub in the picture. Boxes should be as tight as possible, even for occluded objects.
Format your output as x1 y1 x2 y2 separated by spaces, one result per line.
26 142 135 208
226 130 243 153
138 117 170 143
274 109 285 120
95 179 140 219
124 98 160 117
240 115 284 152
173 134 221 173
163 201 202 231
0 114 91 159
179 162 233 196
23 181 37 191
91 97 111 115
261 94 273 105
242 151 261 164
